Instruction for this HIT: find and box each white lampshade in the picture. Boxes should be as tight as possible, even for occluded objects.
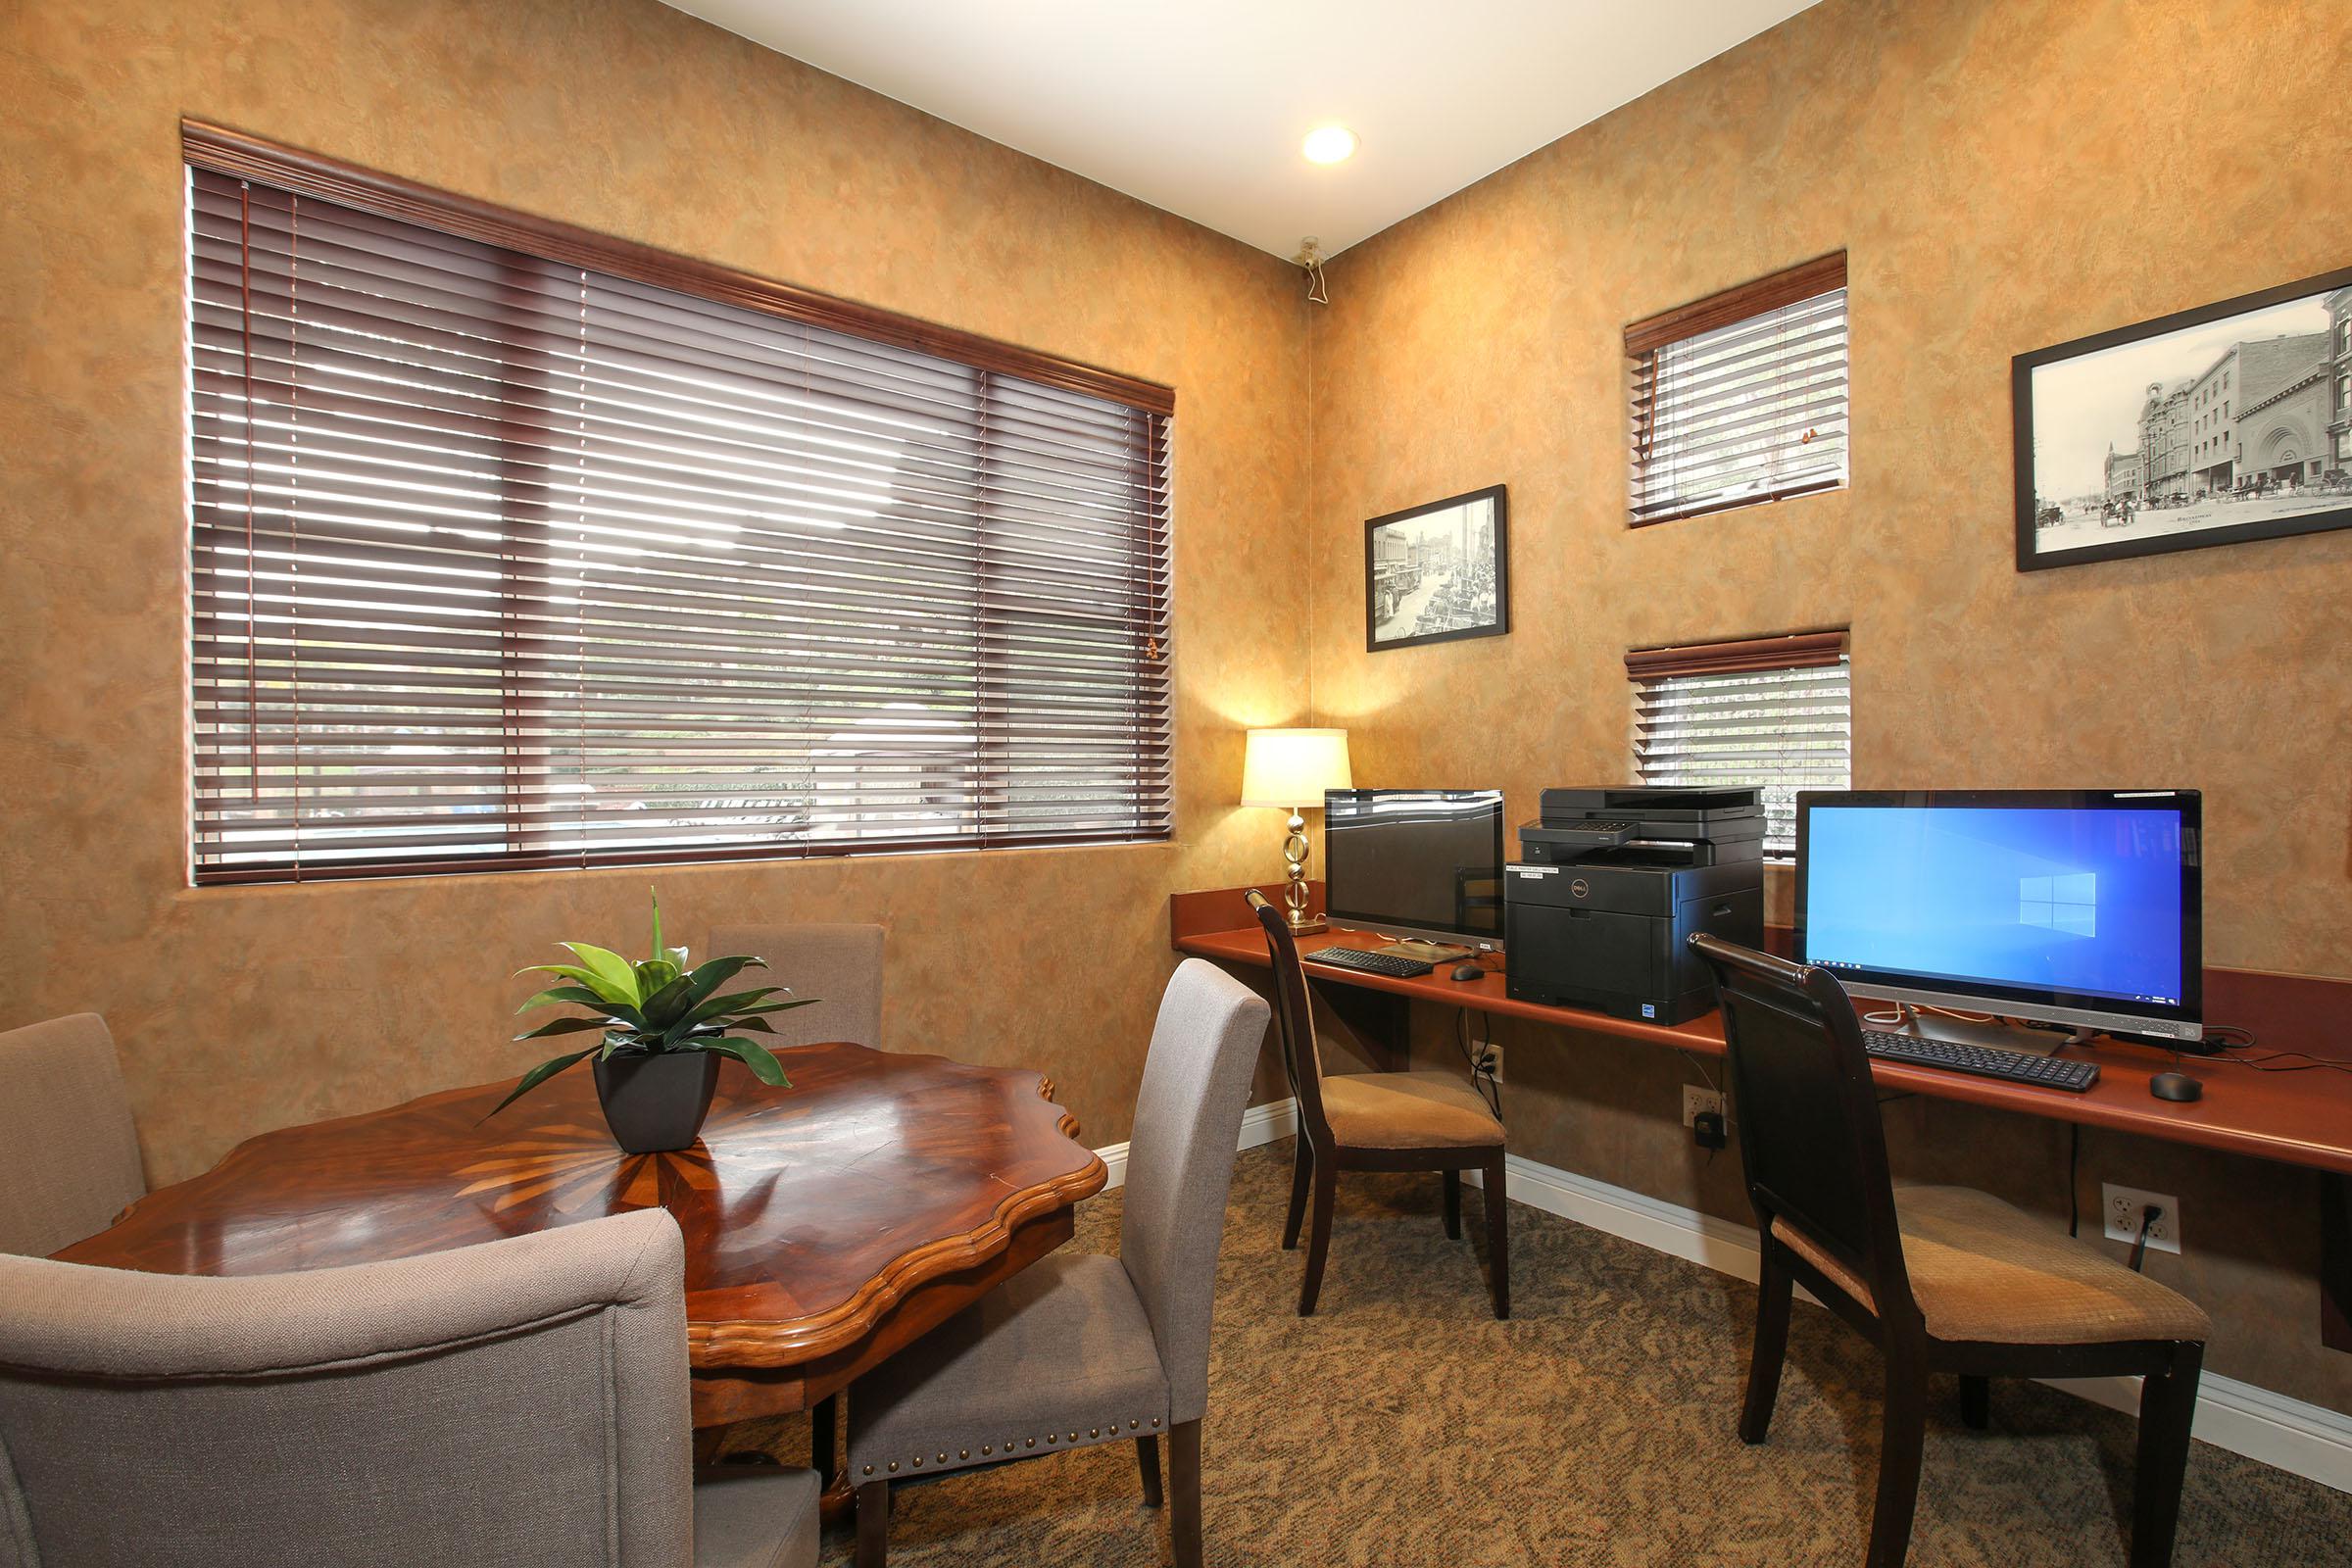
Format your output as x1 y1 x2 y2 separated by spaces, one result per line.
1241 728 1352 808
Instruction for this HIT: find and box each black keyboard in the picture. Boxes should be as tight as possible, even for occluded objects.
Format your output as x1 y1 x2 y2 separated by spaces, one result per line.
1862 1030 2100 1093
1303 947 1435 978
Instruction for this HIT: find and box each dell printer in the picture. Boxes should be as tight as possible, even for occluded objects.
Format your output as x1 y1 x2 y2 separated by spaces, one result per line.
1504 786 1765 1024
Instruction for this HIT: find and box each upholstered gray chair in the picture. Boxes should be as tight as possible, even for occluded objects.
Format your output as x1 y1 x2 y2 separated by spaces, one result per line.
0 1208 819 1568
0 1013 145 1256
708 922 886 1049
846 957 1271 1568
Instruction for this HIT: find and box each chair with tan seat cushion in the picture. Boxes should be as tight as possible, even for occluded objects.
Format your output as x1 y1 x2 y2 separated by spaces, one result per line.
845 957 1270 1568
1250 892 1508 1319
0 1013 145 1256
0 1208 819 1568
1691 935 2207 1568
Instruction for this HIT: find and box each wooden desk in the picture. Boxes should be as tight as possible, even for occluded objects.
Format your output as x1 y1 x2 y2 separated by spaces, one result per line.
1174 884 2352 1344
62 1042 1106 1429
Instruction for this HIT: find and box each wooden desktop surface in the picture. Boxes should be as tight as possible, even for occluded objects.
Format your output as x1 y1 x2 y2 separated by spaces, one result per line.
1172 885 2352 1178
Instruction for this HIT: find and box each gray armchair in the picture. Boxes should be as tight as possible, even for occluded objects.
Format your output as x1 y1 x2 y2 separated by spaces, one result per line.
708 922 886 1050
0 1209 818 1568
846 957 1272 1568
0 1013 145 1256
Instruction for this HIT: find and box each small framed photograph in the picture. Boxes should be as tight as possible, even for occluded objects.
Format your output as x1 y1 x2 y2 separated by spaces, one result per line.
2014 265 2352 571
1364 485 1509 651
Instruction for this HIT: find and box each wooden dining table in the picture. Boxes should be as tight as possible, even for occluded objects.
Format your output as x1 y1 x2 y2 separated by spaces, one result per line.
59 1042 1108 1437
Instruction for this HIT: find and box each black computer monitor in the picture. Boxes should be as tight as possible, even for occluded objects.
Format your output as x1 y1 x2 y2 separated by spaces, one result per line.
1794 789 2202 1043
1324 789 1505 948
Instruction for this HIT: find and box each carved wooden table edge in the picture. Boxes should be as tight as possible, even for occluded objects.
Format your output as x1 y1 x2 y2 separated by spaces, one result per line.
690 1074 1105 1366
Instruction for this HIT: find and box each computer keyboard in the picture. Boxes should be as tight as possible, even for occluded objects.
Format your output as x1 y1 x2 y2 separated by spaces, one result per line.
1303 947 1435 978
1861 1030 2100 1093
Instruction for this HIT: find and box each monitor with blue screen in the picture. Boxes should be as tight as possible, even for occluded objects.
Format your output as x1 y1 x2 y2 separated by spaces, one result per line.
1794 790 2202 1043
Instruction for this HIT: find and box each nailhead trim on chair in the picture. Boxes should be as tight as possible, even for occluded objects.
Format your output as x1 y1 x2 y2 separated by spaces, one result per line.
858 1415 1166 1478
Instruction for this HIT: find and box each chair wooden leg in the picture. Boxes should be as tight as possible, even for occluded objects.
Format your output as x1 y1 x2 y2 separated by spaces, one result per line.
1444 1169 1462 1240
1137 1433 1163 1508
855 1480 890 1568
1959 1374 1989 1431
1170 1420 1204 1568
1282 1135 1312 1250
1740 1250 1793 1445
2131 1343 2202 1568
1479 1154 1510 1319
1298 1159 1337 1315
1866 1359 1929 1568
811 1392 838 1481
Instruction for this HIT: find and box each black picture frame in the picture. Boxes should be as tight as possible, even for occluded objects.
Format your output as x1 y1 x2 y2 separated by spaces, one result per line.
2013 264 2352 571
1363 484 1510 652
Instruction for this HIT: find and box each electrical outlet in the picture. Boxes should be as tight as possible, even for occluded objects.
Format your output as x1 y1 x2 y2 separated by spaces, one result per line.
1682 1085 1724 1128
2102 1183 2181 1255
1479 1040 1503 1084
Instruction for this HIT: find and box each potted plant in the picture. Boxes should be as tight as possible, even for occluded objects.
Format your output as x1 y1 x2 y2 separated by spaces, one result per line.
490 891 816 1152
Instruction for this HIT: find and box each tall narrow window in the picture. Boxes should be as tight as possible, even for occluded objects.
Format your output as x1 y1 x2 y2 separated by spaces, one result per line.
1626 253 1848 525
1627 632 1851 858
184 125 1173 884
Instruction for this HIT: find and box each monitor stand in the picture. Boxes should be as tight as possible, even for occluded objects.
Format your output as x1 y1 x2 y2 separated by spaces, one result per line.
1871 1003 2084 1057
1374 937 1476 963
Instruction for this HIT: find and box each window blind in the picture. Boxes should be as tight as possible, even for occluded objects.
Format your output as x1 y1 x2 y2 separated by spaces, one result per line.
185 132 1172 885
1627 633 1851 857
1627 253 1848 526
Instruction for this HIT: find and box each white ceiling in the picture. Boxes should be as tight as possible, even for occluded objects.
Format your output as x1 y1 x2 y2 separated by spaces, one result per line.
663 1 1823 259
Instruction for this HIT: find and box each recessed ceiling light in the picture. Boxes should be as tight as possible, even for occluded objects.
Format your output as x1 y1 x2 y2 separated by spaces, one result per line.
1301 125 1358 166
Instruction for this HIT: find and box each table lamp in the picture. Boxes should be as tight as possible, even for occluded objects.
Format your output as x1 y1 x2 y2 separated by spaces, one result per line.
1241 727 1352 934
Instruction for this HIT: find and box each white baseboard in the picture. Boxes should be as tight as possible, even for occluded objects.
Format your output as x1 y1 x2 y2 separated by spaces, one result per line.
1095 1095 1298 1191
1103 1101 2352 1494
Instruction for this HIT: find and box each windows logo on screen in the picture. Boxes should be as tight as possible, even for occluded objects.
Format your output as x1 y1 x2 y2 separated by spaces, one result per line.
2019 872 2096 938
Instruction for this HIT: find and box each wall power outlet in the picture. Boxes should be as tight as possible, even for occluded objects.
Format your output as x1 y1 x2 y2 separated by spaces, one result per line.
2102 1183 2181 1255
1682 1085 1725 1128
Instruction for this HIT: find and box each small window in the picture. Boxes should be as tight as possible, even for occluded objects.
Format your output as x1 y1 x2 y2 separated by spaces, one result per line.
1625 253 1848 526
1626 632 1851 858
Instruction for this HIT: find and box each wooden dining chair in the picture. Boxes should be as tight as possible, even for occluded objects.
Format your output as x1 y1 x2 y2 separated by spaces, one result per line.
845 958 1270 1568
709 922 885 1049
1689 934 2209 1568
0 1207 819 1567
0 1013 145 1256
1248 890 1509 1319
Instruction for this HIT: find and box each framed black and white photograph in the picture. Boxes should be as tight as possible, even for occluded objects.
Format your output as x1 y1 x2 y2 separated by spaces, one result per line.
1364 485 1508 651
2014 265 2352 571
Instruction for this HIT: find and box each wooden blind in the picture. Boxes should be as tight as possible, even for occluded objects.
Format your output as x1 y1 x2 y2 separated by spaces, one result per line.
185 134 1172 885
1626 253 1848 526
1627 632 1851 857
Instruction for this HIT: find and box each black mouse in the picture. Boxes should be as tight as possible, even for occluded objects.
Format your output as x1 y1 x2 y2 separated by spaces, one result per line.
2149 1070 2203 1103
1450 963 1486 982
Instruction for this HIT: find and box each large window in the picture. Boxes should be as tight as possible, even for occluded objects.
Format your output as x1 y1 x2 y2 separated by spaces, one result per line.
1625 253 1848 526
1626 631 1852 858
184 125 1172 884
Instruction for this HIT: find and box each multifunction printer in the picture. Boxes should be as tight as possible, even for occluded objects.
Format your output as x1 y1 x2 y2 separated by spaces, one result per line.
1503 786 1766 1023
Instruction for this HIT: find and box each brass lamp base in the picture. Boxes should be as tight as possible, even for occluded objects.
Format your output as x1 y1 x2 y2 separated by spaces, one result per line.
1280 806 1326 934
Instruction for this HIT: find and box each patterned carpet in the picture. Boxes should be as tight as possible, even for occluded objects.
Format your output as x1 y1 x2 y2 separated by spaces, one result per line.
720 1142 2352 1567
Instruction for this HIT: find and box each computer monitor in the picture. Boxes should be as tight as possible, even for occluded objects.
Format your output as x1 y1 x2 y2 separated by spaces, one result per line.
1324 789 1505 949
1794 790 2202 1044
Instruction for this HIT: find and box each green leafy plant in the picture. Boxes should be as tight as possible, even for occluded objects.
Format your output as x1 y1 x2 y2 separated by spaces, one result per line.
488 890 816 1118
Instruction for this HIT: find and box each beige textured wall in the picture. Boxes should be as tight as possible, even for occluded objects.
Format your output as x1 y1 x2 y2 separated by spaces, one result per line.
0 0 1308 1184
1309 0 2352 1409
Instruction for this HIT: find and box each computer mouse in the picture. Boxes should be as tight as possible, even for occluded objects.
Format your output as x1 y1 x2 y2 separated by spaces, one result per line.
2149 1070 2203 1103
1450 963 1486 982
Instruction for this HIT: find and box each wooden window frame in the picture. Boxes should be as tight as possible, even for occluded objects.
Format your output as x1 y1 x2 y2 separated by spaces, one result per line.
183 121 1174 886
1624 252 1849 527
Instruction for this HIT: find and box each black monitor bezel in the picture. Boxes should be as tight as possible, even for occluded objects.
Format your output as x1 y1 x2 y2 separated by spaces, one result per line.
1322 787 1506 947
1793 788 2203 1031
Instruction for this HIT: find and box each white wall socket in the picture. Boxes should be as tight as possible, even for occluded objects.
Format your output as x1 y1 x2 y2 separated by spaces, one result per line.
1480 1041 1503 1084
2101 1183 2181 1255
1682 1085 1725 1127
